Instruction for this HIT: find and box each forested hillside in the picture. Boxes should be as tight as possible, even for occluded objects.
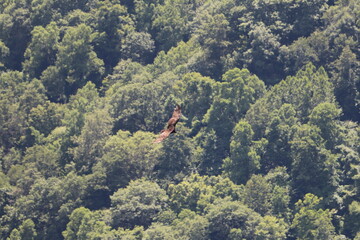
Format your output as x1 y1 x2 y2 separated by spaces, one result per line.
0 0 359 239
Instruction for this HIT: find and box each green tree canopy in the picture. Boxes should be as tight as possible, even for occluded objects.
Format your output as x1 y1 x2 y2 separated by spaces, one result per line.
291 193 335 240
110 179 168 228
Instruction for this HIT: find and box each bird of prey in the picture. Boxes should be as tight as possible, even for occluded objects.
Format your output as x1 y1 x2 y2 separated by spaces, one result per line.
154 104 181 143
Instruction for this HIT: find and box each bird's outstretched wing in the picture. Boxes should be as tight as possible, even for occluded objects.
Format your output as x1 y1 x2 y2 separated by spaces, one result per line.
154 126 174 143
154 105 181 143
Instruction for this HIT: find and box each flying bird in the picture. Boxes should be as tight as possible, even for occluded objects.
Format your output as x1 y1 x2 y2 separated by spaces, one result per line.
154 104 181 143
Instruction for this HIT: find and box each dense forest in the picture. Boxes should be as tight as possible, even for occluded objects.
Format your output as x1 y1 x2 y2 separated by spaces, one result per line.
0 0 359 239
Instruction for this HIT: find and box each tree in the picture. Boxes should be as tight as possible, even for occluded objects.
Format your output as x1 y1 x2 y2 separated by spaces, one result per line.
63 207 92 240
51 82 102 166
192 12 230 77
0 72 47 150
95 131 161 191
155 124 195 181
308 102 342 149
244 22 282 83
150 39 205 77
8 173 86 239
172 209 209 240
107 78 176 133
173 72 216 129
102 59 150 90
57 23 104 87
167 174 213 213
28 101 63 138
121 31 155 64
42 24 104 100
246 63 335 138
0 171 11 217
0 1 32 70
110 179 168 228
7 229 20 240
262 104 298 171
291 193 335 240
254 215 288 240
7 219 37 240
115 226 144 240
143 223 176 240
63 207 111 240
18 219 37 240
133 0 161 32
219 68 265 119
331 45 360 121
264 167 291 220
23 143 61 178
281 31 330 76
243 175 272 216
23 22 59 79
290 124 339 202
344 201 360 239
205 198 261 240
153 0 194 51
223 120 264 184
198 69 265 175
71 108 113 174
92 1 133 70
0 40 9 69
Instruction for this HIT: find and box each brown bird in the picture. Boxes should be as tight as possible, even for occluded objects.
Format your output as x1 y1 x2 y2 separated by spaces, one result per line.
154 104 181 143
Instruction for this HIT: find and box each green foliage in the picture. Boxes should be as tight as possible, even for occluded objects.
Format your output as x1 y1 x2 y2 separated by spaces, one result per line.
243 174 273 216
155 124 195 181
23 142 61 178
6 212 37 240
7 229 20 240
23 22 59 79
63 207 91 240
265 167 291 220
309 102 342 148
197 68 265 175
71 108 113 174
0 71 47 149
262 104 298 170
41 24 104 100
344 201 360 238
291 193 336 240
246 63 335 138
110 179 168 228
244 22 282 82
0 40 9 69
18 219 37 240
91 0 132 69
168 174 214 213
223 120 263 184
133 0 161 32
254 215 288 240
150 39 205 77
95 130 161 191
0 0 359 239
243 170 291 220
331 45 360 120
167 174 242 213
172 209 209 240
63 207 111 240
121 31 155 64
143 223 175 240
290 124 339 202
205 198 261 240
174 72 216 128
153 0 194 51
